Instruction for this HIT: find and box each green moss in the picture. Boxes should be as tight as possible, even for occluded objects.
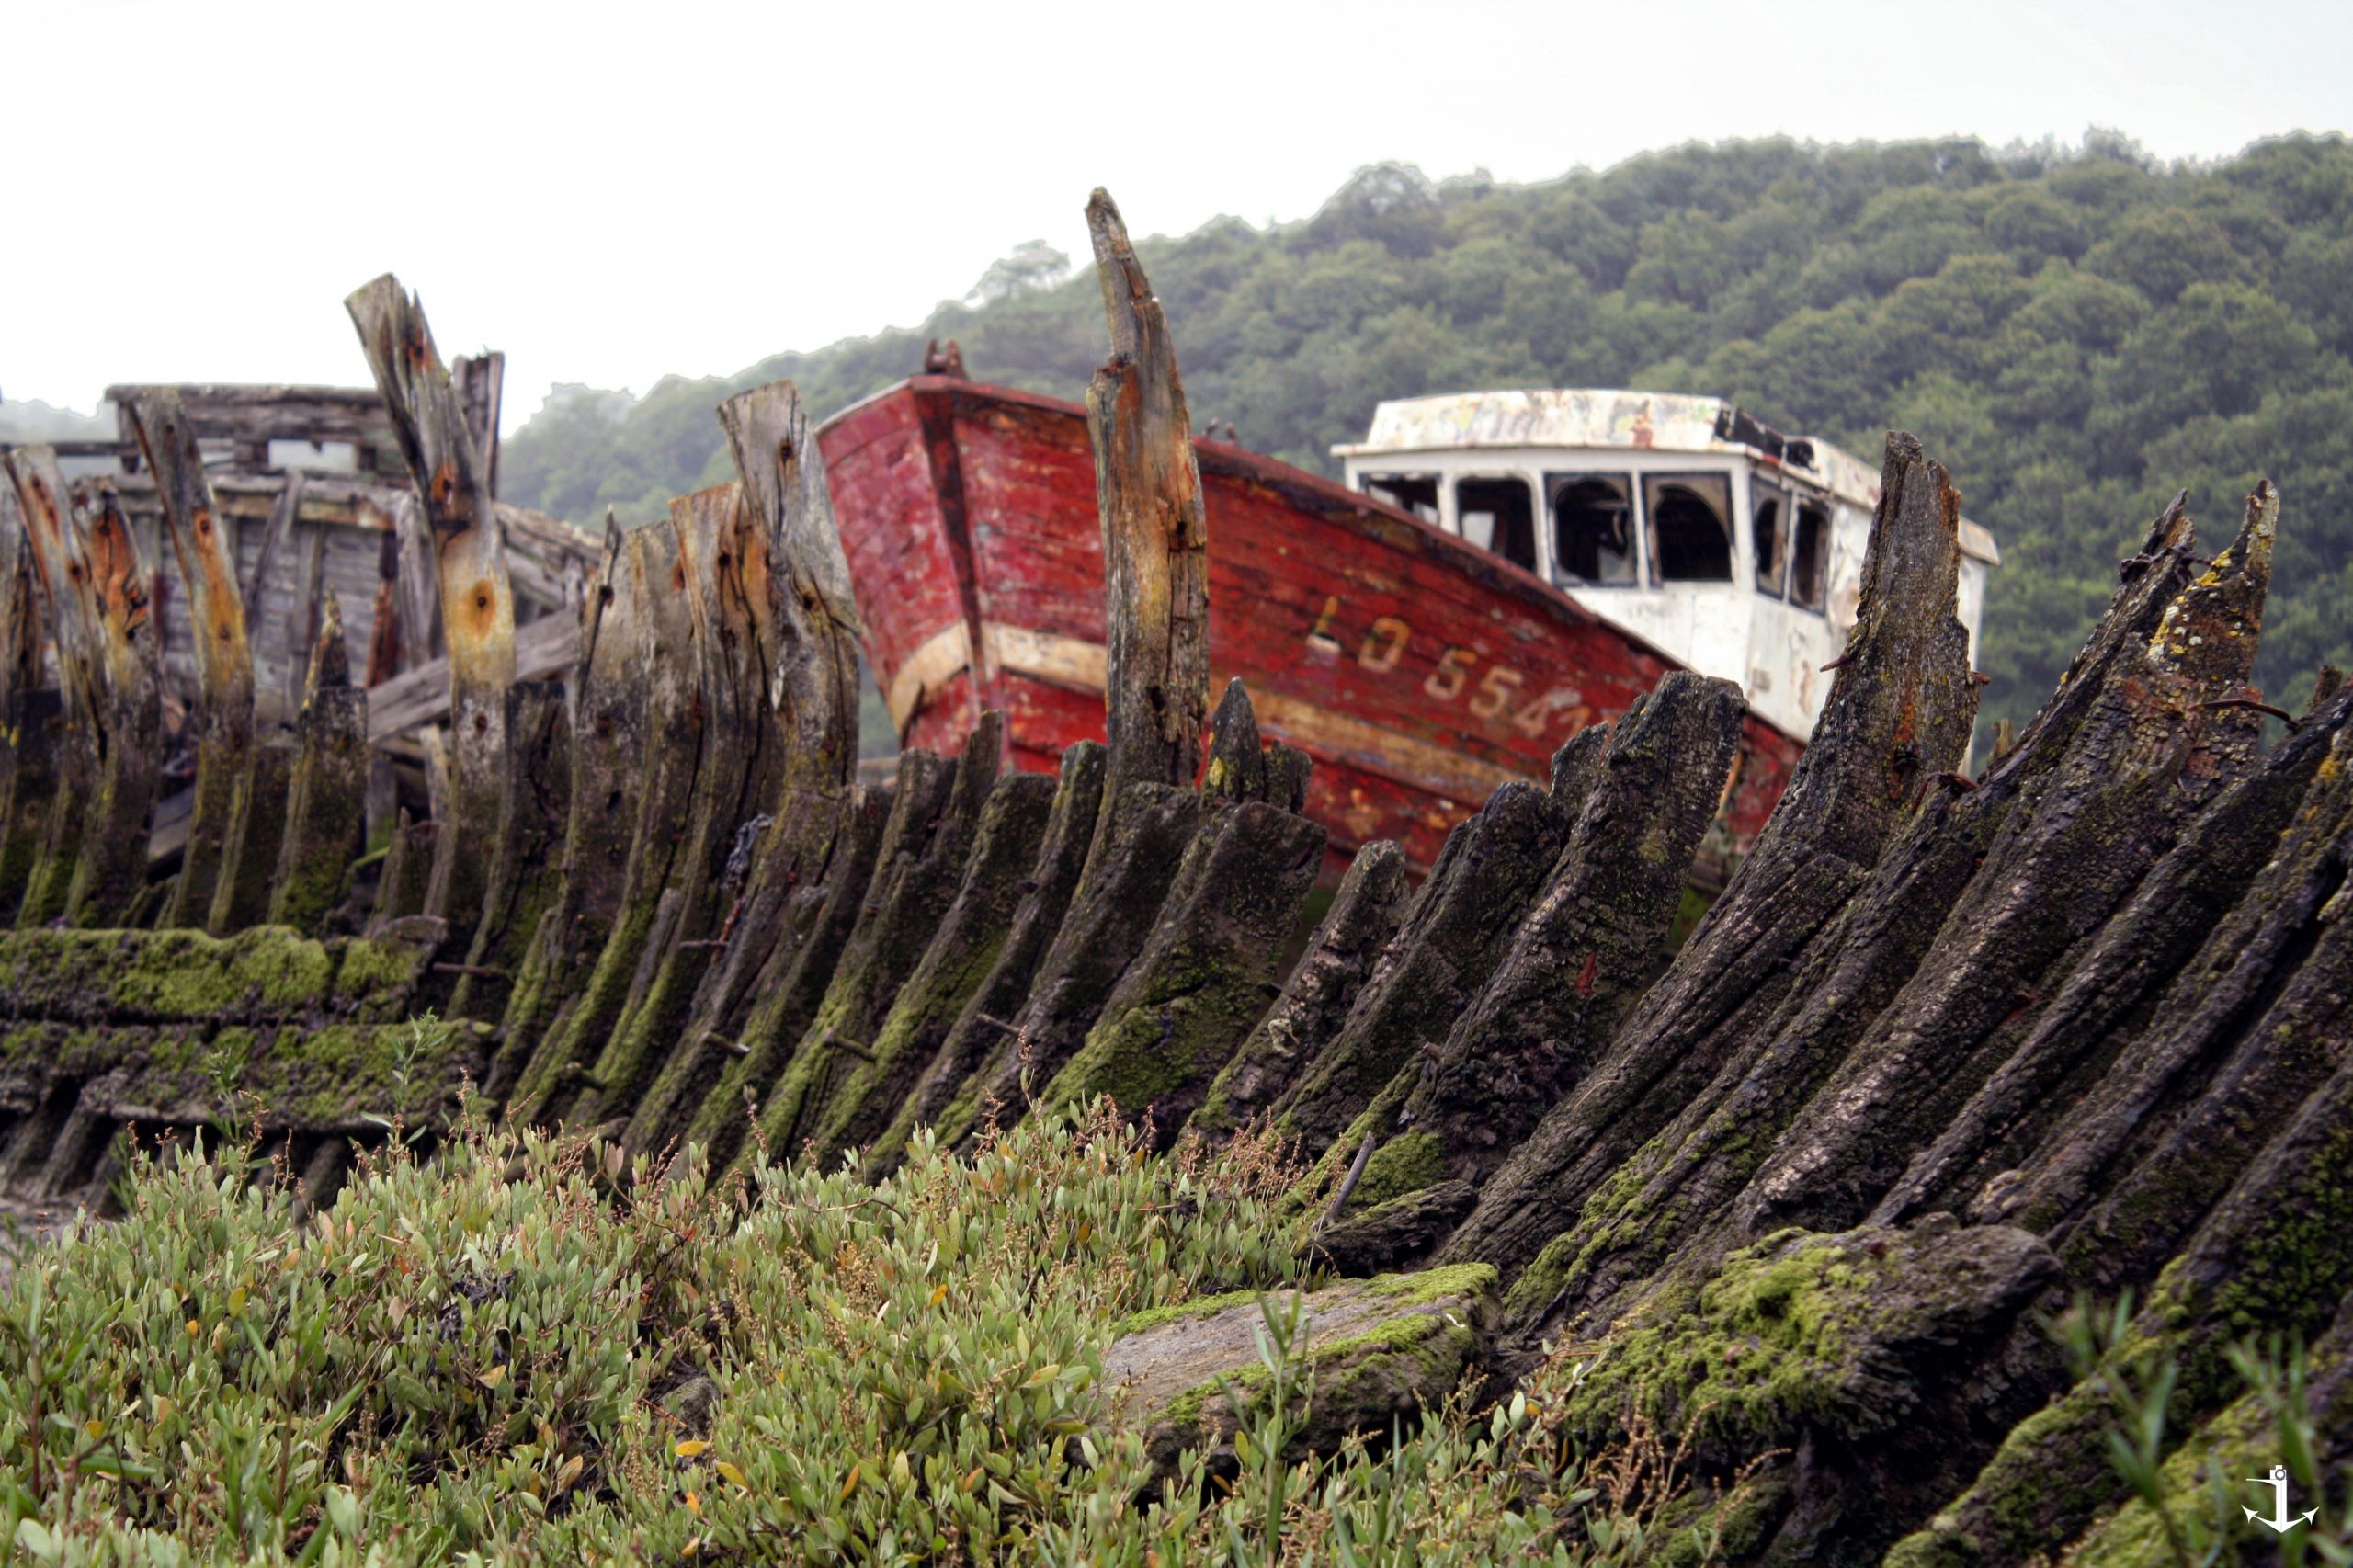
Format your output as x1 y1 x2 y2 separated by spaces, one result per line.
1365 1263 1495 1306
1350 1131 1445 1211
1112 1285 1271 1338
331 938 429 1018
1565 1229 1939 1450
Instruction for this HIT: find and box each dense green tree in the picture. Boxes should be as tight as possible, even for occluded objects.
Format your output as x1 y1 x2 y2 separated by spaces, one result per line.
502 132 2353 733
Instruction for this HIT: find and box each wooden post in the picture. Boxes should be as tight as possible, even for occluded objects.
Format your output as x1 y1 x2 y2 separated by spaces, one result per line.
1084 189 1209 808
120 390 257 926
346 275 516 957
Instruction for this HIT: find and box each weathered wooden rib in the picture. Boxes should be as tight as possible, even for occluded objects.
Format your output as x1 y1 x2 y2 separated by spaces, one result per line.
4 456 165 926
1306 671 1745 1274
269 591 369 931
1086 187 1210 812
346 277 517 960
865 739 1107 1172
1187 837 1409 1141
120 390 256 926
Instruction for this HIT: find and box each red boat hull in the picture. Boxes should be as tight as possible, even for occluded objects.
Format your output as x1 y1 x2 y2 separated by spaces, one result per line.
817 377 1803 876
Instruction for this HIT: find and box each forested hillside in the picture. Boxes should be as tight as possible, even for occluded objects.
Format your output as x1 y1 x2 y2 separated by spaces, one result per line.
503 132 2353 731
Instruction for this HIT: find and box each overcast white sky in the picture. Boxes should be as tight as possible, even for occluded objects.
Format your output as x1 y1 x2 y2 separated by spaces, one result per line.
6 0 2348 426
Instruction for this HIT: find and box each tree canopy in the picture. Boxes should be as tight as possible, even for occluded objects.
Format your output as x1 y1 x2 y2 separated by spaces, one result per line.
501 131 2353 732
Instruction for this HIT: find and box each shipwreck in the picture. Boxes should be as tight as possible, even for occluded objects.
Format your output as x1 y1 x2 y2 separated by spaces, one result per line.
0 188 2347 1562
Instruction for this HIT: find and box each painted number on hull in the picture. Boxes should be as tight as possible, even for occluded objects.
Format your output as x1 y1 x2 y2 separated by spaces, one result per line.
1306 596 1586 738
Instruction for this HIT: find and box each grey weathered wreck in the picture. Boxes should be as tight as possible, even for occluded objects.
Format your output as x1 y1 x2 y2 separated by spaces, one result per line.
1 194 2347 1564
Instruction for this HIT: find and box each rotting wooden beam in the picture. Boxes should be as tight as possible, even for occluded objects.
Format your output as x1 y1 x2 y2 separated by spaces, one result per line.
866 740 1106 1175
506 519 700 1129
613 381 867 1153
204 739 296 936
346 274 516 956
750 717 1007 1160
453 351 504 500
0 482 52 926
1307 675 1745 1274
3 457 168 928
268 589 369 932
553 483 779 1120
678 749 960 1166
241 467 304 638
1044 683 1328 1142
1084 188 1209 808
121 389 257 926
483 517 654 1102
1437 434 1977 1290
446 680 569 1020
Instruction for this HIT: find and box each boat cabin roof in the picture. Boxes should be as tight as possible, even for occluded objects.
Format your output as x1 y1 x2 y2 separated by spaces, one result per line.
1334 388 1997 566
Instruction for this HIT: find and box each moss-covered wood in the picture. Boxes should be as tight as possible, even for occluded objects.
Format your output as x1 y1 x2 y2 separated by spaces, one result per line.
483 518 661 1100
1047 754 1328 1142
651 782 894 1161
122 390 256 929
507 519 702 1128
676 748 958 1164
1267 778 1573 1165
3 454 166 929
1453 481 2214 1324
871 740 1107 1168
269 591 369 934
755 719 1009 1161
446 679 571 1020
1873 676 2353 1230
1440 433 1979 1291
205 738 295 937
787 769 1056 1164
1891 1047 2353 1565
0 693 64 928
1189 837 1409 1142
947 779 1202 1147
562 484 783 1127
1310 674 1744 1268
347 278 516 964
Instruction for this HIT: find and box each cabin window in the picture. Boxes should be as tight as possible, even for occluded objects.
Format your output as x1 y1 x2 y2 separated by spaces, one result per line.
1364 472 1440 525
1753 483 1788 598
1790 500 1830 612
1548 473 1637 585
1643 472 1734 584
1455 477 1538 573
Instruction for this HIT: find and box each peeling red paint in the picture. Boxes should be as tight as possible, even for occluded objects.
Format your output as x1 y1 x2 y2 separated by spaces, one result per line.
820 378 1804 876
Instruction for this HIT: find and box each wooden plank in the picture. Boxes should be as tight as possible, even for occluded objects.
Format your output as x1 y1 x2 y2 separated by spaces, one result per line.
103 383 398 450
390 493 440 663
269 589 369 932
285 519 328 711
242 467 304 630
364 609 577 744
